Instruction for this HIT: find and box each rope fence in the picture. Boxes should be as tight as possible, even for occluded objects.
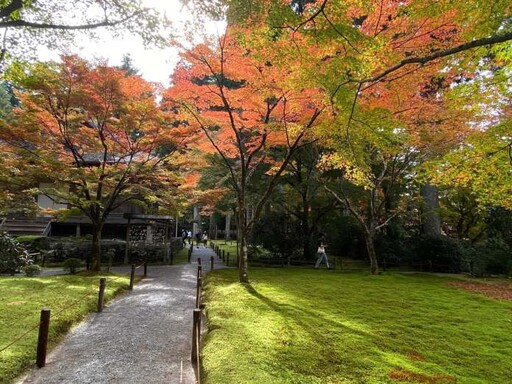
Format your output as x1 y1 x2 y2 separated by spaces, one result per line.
189 245 223 384
192 260 204 383
0 262 147 368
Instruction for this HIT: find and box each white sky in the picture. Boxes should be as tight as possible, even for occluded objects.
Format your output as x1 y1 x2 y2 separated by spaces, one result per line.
38 0 226 87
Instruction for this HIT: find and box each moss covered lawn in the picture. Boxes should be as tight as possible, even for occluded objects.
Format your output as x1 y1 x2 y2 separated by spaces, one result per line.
202 268 512 384
0 273 130 384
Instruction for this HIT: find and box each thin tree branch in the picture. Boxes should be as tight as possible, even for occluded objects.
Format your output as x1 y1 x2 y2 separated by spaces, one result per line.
0 0 23 19
248 108 323 229
292 0 329 33
0 11 144 30
360 31 512 85
324 183 368 232
182 102 242 196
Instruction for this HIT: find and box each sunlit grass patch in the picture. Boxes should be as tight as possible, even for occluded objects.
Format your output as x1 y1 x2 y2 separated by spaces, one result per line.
211 240 238 264
0 273 130 384
202 268 512 383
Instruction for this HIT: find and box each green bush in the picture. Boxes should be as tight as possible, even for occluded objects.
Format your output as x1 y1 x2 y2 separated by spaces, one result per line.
251 211 303 259
63 258 83 274
408 235 461 273
17 235 51 254
0 231 32 275
461 239 512 277
23 264 42 276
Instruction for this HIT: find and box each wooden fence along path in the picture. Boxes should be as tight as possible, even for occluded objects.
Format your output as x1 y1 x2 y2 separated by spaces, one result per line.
13 248 223 384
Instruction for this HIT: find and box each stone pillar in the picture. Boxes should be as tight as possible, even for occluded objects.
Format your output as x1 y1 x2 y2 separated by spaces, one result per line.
192 206 200 238
225 212 231 240
421 183 441 236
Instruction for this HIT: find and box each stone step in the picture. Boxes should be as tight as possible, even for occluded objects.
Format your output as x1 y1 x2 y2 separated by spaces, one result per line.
1 219 51 237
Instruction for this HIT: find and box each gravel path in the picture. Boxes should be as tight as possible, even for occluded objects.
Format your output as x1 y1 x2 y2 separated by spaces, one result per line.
18 246 222 384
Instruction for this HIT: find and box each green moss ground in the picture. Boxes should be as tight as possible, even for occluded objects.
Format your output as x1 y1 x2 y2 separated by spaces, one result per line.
0 273 130 384
202 268 512 384
211 240 238 266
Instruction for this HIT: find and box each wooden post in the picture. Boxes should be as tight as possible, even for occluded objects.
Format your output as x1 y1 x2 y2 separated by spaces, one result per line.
210 256 214 271
197 257 202 266
36 309 51 368
164 222 170 264
144 262 147 277
191 308 201 363
195 276 202 308
129 264 135 290
124 218 131 264
222 250 225 261
197 265 202 279
97 278 106 312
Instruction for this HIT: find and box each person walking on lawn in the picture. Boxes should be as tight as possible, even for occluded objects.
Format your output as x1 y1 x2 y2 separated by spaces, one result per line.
315 234 330 269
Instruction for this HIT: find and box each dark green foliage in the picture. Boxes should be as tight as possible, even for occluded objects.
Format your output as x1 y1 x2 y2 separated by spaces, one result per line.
192 74 245 89
322 214 365 259
17 235 51 254
118 53 140 76
374 232 511 276
63 258 83 274
375 232 409 265
459 239 512 277
414 235 461 272
486 207 512 248
44 238 126 264
23 264 42 276
0 231 32 275
375 234 462 273
251 211 303 260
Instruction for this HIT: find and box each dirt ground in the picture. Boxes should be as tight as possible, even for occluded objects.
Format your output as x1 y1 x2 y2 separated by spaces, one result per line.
449 278 512 300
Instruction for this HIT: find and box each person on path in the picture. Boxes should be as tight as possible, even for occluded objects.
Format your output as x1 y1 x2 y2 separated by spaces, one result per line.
315 234 330 269
181 229 187 247
202 232 208 247
195 231 201 248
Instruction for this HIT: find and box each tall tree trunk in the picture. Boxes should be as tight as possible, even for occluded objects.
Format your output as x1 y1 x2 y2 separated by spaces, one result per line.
91 224 103 271
193 205 200 238
363 229 379 275
421 183 441 236
208 213 214 240
225 212 231 240
238 206 249 283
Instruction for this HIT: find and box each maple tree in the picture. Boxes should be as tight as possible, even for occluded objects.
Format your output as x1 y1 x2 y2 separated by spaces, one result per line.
430 121 512 210
0 55 182 270
165 30 325 282
276 143 337 260
321 109 417 275
193 0 512 273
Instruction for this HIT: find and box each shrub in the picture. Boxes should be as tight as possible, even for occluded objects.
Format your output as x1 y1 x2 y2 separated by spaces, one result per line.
63 258 83 274
17 235 51 255
251 212 303 259
463 239 512 277
0 232 32 275
409 235 461 273
23 264 42 277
